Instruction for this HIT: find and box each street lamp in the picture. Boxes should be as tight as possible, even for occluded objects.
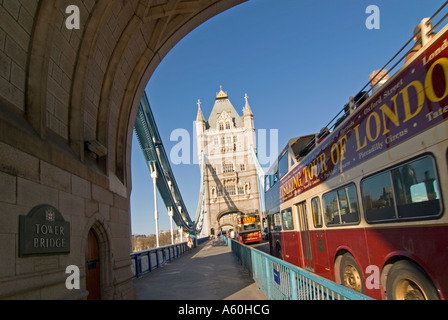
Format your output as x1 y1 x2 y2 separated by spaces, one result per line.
150 162 159 248
168 207 174 245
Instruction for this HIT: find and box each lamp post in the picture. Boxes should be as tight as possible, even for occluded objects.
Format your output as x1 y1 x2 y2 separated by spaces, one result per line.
150 162 159 248
168 207 174 245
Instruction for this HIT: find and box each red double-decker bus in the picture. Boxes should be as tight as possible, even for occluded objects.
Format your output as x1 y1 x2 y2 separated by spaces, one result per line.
265 11 448 300
235 213 262 244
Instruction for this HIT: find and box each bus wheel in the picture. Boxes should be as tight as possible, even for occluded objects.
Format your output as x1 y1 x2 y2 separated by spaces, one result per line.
339 253 364 293
386 260 439 300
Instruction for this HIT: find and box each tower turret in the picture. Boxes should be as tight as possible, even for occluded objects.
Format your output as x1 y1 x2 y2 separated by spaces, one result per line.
243 93 254 129
195 99 206 162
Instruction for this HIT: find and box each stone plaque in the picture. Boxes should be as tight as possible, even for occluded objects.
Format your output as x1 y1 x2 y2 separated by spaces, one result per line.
19 205 70 257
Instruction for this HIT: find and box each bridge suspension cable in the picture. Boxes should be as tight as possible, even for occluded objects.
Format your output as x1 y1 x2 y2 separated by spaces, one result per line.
134 92 197 234
194 151 206 235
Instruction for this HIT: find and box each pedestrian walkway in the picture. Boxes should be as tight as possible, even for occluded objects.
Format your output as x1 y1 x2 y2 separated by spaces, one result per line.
134 239 267 300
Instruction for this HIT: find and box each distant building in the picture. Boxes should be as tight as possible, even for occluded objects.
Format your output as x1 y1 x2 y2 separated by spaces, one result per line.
195 86 261 236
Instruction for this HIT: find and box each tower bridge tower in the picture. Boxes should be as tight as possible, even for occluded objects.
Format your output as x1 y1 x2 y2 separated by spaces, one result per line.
195 86 260 236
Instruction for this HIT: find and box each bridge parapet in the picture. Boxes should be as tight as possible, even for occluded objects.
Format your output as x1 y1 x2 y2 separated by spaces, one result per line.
131 237 209 279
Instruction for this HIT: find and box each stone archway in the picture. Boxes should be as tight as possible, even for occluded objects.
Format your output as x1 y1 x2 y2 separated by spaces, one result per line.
0 0 246 299
76 214 117 299
85 229 100 300
82 217 115 300
216 210 243 231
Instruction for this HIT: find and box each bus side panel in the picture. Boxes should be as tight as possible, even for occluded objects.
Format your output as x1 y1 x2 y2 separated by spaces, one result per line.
310 230 332 280
325 228 370 283
364 225 448 300
281 231 301 267
324 227 385 299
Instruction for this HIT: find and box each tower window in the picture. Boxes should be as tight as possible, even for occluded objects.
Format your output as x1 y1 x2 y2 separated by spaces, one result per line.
223 163 234 173
225 184 236 195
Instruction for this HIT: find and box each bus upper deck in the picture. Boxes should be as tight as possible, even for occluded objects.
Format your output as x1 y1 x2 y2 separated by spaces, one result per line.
264 5 448 300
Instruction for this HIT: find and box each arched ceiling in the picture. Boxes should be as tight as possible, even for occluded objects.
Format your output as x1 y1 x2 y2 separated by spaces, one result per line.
0 0 246 192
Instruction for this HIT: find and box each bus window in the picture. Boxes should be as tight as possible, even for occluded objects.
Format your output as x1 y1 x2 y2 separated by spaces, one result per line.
393 156 441 219
279 153 289 179
338 185 360 224
265 175 270 192
362 172 396 222
281 208 294 230
323 191 340 226
265 173 277 191
273 212 282 231
362 155 442 223
267 215 274 232
323 184 360 226
311 197 323 228
274 168 279 184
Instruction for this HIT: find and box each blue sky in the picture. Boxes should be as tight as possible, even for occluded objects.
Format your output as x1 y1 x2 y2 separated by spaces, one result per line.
130 0 445 236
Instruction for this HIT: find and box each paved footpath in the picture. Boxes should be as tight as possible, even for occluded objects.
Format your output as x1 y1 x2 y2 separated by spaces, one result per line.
134 239 267 300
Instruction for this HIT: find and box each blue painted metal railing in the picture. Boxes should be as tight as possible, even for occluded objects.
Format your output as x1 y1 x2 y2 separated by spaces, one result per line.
224 237 373 300
131 237 210 279
131 242 187 279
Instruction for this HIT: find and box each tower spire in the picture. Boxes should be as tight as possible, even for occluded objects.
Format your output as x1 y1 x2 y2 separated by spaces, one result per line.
243 93 253 116
216 85 228 99
196 99 205 122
